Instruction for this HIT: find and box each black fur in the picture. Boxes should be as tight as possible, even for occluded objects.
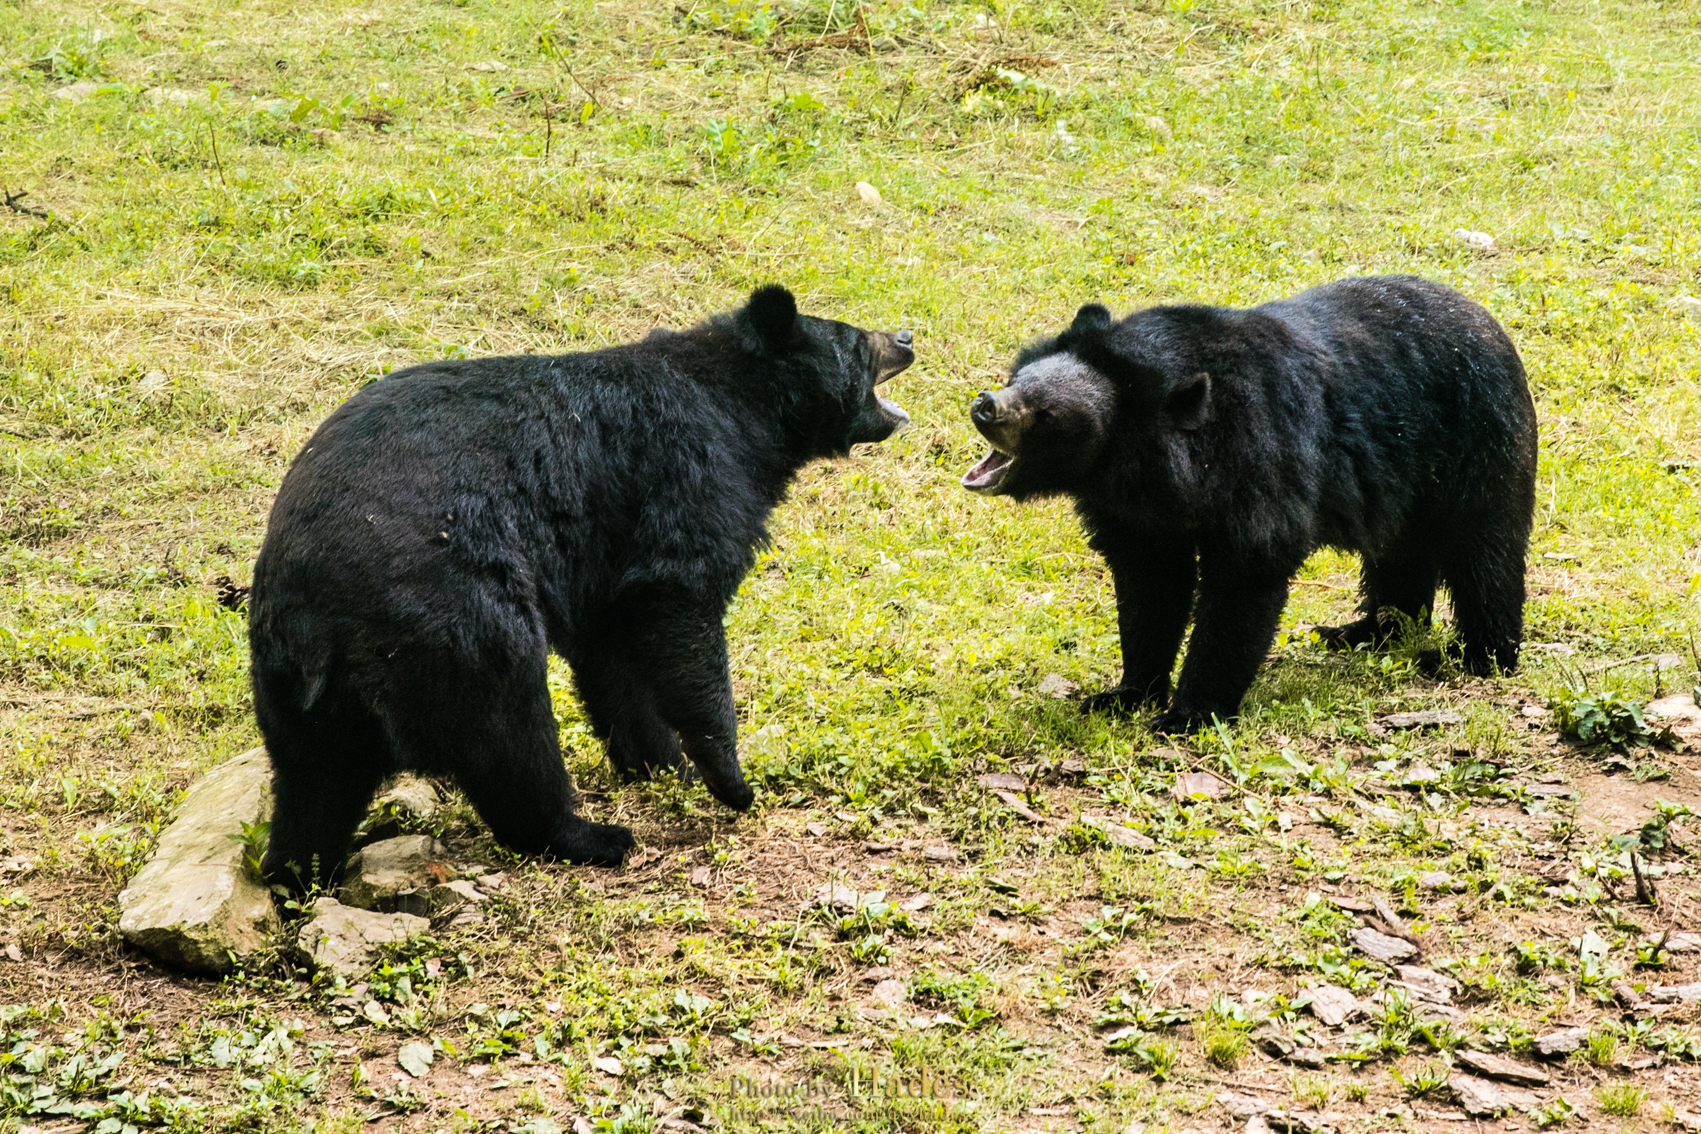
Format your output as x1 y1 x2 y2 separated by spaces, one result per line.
963 275 1537 734
251 287 913 891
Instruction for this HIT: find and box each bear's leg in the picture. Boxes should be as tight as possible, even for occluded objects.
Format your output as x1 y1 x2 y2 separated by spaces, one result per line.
1317 556 1437 651
624 593 754 813
385 650 635 866
1159 562 1290 735
259 689 390 893
566 630 687 783
1441 539 1525 676
1083 540 1197 715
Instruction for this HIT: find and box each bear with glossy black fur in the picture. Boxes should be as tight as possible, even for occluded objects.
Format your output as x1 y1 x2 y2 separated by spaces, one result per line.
251 286 913 891
963 275 1536 734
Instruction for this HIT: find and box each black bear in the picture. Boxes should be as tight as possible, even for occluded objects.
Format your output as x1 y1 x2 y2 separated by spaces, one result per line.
962 275 1536 734
250 286 913 890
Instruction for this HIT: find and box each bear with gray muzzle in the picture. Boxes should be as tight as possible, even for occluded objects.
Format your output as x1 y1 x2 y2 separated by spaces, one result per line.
964 275 1537 735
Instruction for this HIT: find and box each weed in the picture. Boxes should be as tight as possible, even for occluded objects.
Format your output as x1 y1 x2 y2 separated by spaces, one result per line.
1596 1083 1645 1117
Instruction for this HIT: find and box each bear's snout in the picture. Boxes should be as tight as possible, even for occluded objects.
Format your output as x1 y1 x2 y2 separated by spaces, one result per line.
971 391 1000 428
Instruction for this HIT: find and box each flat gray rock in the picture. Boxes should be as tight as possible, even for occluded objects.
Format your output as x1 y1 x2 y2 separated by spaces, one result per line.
294 897 428 979
337 835 450 914
1534 1027 1589 1058
1651 983 1701 1003
1306 985 1361 1027
1451 1074 1538 1117
374 776 443 817
1415 871 1460 892
1393 965 1460 1003
1352 926 1418 962
117 747 280 975
1454 1049 1550 1087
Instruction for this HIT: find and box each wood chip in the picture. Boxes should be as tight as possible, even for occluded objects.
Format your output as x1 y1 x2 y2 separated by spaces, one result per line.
1352 926 1418 962
994 789 1045 822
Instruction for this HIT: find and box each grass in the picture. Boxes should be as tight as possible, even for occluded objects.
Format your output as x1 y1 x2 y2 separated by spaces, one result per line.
3 0 1701 1130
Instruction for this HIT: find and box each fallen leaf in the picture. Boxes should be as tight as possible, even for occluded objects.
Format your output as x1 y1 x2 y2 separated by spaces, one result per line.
592 1055 624 1076
397 1041 433 1078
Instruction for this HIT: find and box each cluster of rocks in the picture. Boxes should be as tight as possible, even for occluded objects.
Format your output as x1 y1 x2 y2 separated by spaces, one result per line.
117 749 503 978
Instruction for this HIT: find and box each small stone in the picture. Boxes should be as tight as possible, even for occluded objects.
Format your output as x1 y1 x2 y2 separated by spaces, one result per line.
1056 759 1088 779
1646 693 1701 721
374 775 442 817
1533 1027 1589 1058
897 893 933 912
53 81 101 102
1353 927 1418 962
1306 985 1361 1027
337 835 450 914
1144 115 1172 138
922 845 958 862
1037 673 1078 698
1651 983 1701 1003
1172 771 1227 800
427 879 486 914
689 866 711 887
466 59 508 71
1452 228 1495 251
1453 1049 1549 1087
1416 871 1457 892
293 898 428 980
592 1055 623 1076
1080 815 1157 851
808 883 884 914
870 979 906 1007
471 871 507 895
1666 296 1701 315
1401 763 1441 786
1378 710 1464 730
362 999 390 1026
2 944 21 963
977 773 1027 792
1451 1075 1513 1117
1217 1091 1268 1117
1652 932 1701 953
1393 965 1460 1003
805 822 827 837
117 747 280 975
855 181 882 205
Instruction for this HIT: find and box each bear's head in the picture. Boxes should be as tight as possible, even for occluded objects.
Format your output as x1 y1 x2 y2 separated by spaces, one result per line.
961 301 1214 498
734 285 913 457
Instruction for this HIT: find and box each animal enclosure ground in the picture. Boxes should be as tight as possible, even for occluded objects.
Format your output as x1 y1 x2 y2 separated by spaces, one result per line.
3 0 1701 1131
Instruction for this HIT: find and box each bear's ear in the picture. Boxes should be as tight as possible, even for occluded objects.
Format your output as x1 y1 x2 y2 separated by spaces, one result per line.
740 284 800 354
1070 304 1112 336
1166 371 1211 430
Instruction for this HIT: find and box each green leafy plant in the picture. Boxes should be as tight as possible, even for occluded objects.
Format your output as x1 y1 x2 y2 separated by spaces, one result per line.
1548 687 1671 750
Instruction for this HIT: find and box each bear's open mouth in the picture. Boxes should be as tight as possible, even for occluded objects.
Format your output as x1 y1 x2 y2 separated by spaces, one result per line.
877 395 911 431
962 446 1013 494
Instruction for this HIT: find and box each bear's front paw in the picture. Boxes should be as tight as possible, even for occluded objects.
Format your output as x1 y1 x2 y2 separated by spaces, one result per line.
1080 686 1143 716
552 820 636 867
1151 709 1216 737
